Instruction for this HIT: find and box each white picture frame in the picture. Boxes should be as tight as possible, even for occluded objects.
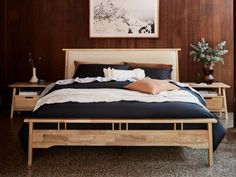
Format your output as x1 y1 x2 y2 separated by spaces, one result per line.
89 0 159 38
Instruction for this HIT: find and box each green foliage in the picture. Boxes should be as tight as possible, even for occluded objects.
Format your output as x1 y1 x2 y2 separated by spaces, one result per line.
190 38 228 64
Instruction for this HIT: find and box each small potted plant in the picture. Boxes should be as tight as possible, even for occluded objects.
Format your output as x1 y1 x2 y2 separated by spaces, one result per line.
190 38 228 84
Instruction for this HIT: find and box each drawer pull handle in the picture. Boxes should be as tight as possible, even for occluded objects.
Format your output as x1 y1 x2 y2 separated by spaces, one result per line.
25 97 33 99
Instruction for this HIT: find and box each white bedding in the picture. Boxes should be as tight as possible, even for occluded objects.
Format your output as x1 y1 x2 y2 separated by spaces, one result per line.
34 88 206 112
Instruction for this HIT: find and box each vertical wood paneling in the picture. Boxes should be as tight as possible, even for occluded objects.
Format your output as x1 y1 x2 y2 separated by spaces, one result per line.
234 1 236 127
0 0 6 96
0 6 2 105
3 0 234 111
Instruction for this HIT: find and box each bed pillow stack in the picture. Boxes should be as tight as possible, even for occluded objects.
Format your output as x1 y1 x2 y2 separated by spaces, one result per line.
73 60 173 80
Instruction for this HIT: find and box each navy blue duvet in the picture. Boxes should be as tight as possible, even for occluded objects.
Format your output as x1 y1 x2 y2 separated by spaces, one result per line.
19 81 225 151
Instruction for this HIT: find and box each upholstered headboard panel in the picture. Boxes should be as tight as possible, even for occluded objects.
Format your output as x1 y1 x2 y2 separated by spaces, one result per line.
63 48 181 81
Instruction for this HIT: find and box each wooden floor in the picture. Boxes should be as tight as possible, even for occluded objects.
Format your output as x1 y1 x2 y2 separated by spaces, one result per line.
0 111 235 177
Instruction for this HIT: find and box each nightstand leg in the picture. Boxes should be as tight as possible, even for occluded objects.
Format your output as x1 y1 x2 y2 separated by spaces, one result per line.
10 88 16 118
218 88 222 116
208 123 213 167
218 88 221 95
222 88 228 120
28 122 33 166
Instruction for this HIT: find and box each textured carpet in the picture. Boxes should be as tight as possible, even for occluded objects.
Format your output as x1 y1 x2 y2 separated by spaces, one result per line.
0 112 235 177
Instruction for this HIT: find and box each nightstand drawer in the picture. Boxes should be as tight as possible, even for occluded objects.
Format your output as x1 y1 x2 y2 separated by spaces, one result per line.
14 95 39 110
205 97 223 110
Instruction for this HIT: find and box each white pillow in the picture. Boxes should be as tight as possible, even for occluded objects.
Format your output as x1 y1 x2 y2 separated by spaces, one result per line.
103 67 112 78
103 68 145 80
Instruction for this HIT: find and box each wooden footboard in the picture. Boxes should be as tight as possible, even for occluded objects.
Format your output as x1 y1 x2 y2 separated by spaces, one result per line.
24 118 216 166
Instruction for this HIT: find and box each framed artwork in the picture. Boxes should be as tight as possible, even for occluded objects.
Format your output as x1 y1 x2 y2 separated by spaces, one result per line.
89 0 159 38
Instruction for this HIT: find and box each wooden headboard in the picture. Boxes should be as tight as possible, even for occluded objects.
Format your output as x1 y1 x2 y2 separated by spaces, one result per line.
63 48 181 81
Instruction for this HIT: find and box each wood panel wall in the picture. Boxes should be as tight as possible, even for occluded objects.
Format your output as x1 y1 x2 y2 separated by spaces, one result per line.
2 0 234 111
0 0 5 88
234 1 236 127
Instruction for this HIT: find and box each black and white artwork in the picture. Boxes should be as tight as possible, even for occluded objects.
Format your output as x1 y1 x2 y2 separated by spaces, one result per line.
90 0 159 38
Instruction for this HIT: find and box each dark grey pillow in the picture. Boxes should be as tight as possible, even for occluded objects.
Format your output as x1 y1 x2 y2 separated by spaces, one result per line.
73 64 129 78
129 67 172 80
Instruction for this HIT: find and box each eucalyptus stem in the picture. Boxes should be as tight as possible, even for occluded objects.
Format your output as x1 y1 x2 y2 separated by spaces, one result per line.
190 38 228 64
28 52 42 68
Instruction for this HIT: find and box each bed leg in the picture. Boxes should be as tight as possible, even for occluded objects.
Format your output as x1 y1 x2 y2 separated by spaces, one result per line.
28 122 33 166
208 123 213 167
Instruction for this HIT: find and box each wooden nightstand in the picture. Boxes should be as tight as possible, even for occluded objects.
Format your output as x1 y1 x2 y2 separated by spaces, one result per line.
185 82 230 119
9 82 50 118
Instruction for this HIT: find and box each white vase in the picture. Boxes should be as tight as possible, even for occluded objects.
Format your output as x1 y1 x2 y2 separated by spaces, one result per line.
30 67 38 83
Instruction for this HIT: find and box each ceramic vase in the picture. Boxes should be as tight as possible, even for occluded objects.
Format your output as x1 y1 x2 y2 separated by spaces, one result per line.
30 67 38 83
203 63 214 84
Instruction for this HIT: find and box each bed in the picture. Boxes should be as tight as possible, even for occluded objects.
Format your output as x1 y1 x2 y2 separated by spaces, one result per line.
21 48 225 166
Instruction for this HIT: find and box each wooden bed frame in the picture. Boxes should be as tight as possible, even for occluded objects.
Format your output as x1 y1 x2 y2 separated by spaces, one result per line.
24 49 217 166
